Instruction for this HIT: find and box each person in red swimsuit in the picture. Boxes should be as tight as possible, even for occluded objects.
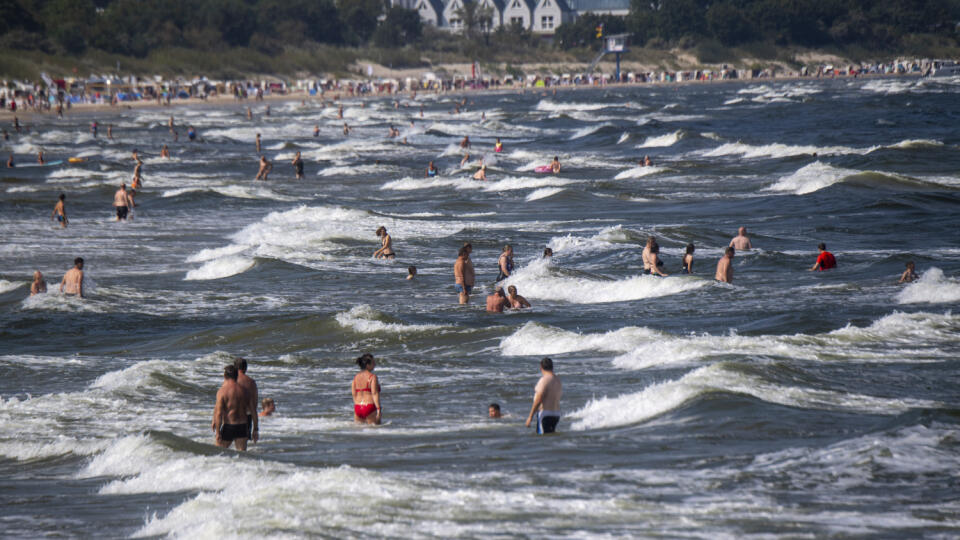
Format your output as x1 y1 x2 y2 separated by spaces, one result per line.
351 353 381 424
810 243 837 271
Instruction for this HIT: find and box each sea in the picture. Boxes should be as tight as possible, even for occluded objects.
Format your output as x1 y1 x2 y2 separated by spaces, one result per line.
1 76 959 538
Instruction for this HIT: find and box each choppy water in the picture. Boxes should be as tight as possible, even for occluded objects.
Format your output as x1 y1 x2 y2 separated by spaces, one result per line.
2 77 960 538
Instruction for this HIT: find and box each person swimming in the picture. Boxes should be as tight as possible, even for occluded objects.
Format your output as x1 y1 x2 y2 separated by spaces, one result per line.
494 138 503 153
426 161 439 178
681 243 695 274
507 285 531 309
898 261 919 283
473 163 487 181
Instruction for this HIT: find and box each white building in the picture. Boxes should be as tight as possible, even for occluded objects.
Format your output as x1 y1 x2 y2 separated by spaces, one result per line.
531 0 574 34
392 0 628 33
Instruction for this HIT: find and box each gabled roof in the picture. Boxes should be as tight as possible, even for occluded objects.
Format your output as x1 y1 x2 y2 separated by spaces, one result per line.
534 0 573 12
504 0 537 11
414 0 444 14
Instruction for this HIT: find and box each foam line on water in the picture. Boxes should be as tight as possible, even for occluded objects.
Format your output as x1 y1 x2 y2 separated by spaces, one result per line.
184 255 255 281
896 268 960 304
335 305 445 334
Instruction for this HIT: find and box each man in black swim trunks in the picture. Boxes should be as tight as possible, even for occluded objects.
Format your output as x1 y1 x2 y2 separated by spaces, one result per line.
292 151 304 180
212 365 254 451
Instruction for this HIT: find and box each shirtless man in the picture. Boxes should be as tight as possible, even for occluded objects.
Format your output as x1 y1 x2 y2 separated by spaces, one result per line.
486 287 508 313
234 358 259 445
472 163 487 181
899 261 919 283
212 365 253 451
30 271 46 295
715 247 734 283
52 193 67 228
313 124 319 137
60 257 84 297
255 133 261 153
292 151 304 180
113 184 130 221
525 357 563 434
729 227 753 250
255 155 272 181
642 239 669 277
454 246 475 304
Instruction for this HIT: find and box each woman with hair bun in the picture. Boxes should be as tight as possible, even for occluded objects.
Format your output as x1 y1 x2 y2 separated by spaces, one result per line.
351 353 381 424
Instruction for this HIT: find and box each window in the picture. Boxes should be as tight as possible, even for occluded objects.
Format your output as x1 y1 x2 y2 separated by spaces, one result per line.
510 17 523 25
541 15 554 29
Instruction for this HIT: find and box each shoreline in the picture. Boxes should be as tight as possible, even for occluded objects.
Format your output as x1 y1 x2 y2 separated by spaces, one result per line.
0 71 922 125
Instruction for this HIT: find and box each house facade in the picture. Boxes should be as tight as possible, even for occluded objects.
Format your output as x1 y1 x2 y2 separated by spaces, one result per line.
392 0 628 33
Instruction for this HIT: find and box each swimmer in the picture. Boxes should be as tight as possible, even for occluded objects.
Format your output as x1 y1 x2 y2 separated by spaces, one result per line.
60 257 84 297
681 243 695 274
30 270 46 295
160 144 170 158
259 398 275 417
426 161 439 177
715 247 734 283
265 105 270 117
313 124 320 137
729 227 753 250
113 184 130 221
543 247 553 258
641 237 666 275
292 151 304 180
37 151 44 164
338 104 344 119
246 107 252 120
107 124 113 140
343 123 351 136
407 266 416 280
525 357 562 434
373 226 395 259
351 353 381 424
550 156 561 174
212 365 253 451
488 403 502 419
809 243 836 271
496 245 514 281
646 242 669 277
494 138 503 153
454 246 475 304
255 155 272 181
52 193 67 228
131 150 143 189
90 121 98 138
460 135 471 149
899 261 919 283
460 153 471 168
234 358 259 444
255 133 261 153
507 285 531 308
187 126 197 141
486 287 508 313
6 154 13 168
473 163 487 181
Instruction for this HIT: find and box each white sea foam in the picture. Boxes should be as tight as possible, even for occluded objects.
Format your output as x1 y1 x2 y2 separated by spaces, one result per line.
500 321 658 356
501 259 708 304
184 255 255 280
569 362 940 430
569 123 612 140
380 176 474 191
161 185 299 202
616 132 630 144
896 268 960 304
186 244 248 263
525 187 565 201
535 100 609 113
638 131 683 148
766 161 859 194
614 166 667 179
0 279 25 294
546 225 640 255
335 305 444 334
703 142 861 159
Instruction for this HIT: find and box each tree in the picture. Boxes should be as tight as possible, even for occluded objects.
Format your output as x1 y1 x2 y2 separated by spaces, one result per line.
373 6 423 48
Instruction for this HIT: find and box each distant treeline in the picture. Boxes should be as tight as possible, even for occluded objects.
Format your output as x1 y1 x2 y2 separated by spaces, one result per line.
0 0 422 56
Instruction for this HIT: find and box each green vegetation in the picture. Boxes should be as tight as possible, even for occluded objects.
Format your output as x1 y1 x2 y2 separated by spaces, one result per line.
0 0 958 79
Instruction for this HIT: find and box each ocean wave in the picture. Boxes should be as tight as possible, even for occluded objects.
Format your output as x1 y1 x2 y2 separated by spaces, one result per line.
334 304 444 334
568 362 940 430
0 279 25 294
161 185 299 202
569 123 613 140
896 268 960 304
184 255 255 280
500 321 658 356
535 100 609 113
501 259 708 304
546 225 643 255
766 161 858 194
525 187 566 201
703 142 860 159
614 166 668 180
637 130 683 148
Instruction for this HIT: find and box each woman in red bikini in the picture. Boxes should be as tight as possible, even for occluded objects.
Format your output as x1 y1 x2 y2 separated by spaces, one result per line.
351 353 381 425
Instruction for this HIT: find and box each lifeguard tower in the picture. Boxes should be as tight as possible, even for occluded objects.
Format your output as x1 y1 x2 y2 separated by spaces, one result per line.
586 33 630 82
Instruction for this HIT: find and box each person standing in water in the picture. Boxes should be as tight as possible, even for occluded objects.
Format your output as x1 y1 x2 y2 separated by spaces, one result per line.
473 163 487 181
494 138 503 153
810 243 836 272
160 144 170 158
60 257 84 297
426 161 439 177
454 246 475 304
507 285 531 308
729 227 753 250
131 150 143 189
899 261 919 283
113 184 130 221
51 193 67 228
351 353 381 424
292 151 304 180
496 245 514 282
373 226 395 259
715 247 734 283
681 243 695 274
212 365 253 451
486 287 508 313
30 271 47 295
255 155 272 181
255 133 261 153
234 357 259 445
550 156 561 174
525 358 562 434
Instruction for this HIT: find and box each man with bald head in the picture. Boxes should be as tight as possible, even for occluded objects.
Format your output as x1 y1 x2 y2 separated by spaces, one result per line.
729 227 753 250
